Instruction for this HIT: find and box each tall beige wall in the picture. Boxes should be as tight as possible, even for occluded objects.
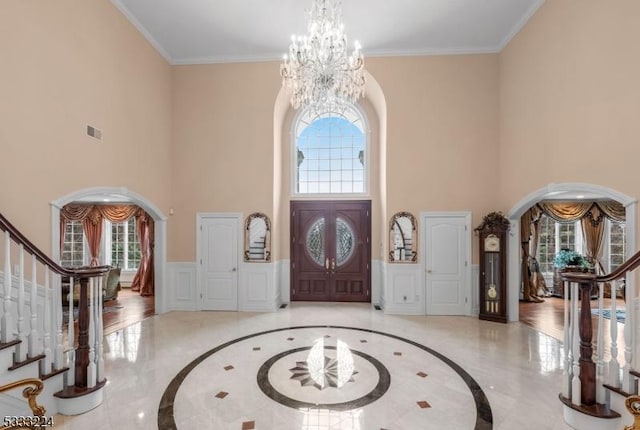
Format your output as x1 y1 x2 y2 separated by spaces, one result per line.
499 0 640 208
170 63 281 261
367 55 500 262
0 0 172 251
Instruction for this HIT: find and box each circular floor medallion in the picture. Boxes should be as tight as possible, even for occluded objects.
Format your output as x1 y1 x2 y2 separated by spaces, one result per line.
257 345 390 411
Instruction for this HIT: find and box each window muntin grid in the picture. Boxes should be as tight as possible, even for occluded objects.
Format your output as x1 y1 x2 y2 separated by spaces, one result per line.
294 104 367 195
609 221 626 271
61 220 85 267
111 218 141 270
537 215 556 273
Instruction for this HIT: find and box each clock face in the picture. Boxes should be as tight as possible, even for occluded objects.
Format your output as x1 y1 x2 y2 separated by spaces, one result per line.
484 234 500 252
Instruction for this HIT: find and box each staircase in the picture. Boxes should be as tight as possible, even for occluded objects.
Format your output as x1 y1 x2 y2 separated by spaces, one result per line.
0 213 109 417
559 250 640 429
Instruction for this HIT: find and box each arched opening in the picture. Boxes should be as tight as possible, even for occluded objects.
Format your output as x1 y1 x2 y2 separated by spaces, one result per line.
506 182 636 322
273 70 388 304
50 186 168 314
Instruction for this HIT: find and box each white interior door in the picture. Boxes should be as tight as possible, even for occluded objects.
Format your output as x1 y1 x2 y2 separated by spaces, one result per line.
424 214 470 315
199 215 239 311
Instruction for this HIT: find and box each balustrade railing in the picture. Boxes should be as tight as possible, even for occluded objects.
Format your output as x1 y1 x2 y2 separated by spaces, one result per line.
0 213 109 398
560 249 640 417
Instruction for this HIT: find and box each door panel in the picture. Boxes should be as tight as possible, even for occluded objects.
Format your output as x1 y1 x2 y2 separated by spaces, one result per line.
425 216 468 315
200 217 239 310
291 200 370 302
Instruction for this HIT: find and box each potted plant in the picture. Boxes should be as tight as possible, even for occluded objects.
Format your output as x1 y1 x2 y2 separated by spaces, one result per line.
552 249 593 297
553 249 591 270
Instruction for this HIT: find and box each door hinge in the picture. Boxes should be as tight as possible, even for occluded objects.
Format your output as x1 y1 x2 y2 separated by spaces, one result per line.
200 293 203 299
465 261 467 267
366 237 369 244
292 261 296 269
292 211 296 217
366 210 369 217
366 263 369 270
200 225 202 231
465 297 468 303
292 236 295 244
293 289 296 294
200 259 203 265
367 289 369 296
465 225 467 231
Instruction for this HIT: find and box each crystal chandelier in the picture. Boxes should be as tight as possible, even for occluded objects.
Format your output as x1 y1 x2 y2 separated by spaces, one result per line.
280 0 365 113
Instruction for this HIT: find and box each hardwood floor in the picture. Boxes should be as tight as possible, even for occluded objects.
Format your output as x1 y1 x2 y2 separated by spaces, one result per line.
102 287 155 336
519 295 626 362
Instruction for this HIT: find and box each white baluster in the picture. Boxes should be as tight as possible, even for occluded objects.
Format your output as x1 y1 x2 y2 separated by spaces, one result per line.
596 282 605 403
2 231 13 343
624 272 634 392
609 280 620 388
15 245 27 362
563 280 571 398
28 254 39 358
41 267 52 375
571 282 581 405
66 276 75 386
87 277 96 388
54 273 63 370
96 276 104 382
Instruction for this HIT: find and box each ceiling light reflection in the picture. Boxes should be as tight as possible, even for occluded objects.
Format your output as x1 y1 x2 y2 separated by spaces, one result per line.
300 408 363 430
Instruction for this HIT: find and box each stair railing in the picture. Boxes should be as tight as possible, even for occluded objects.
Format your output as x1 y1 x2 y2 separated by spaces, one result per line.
0 377 46 429
560 249 640 416
0 213 109 398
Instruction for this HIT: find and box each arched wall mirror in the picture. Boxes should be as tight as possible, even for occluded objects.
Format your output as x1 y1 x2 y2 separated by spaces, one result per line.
244 213 271 262
389 212 417 263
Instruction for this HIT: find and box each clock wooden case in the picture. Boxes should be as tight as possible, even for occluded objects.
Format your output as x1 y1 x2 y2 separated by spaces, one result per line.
475 212 509 323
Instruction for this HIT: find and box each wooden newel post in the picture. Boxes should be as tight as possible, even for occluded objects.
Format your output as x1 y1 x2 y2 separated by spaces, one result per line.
75 277 89 388
579 280 596 406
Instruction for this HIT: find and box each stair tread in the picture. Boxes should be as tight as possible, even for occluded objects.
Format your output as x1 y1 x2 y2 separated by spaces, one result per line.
603 383 633 398
559 394 621 418
630 370 640 378
8 354 45 371
41 366 69 381
54 379 106 399
0 340 21 351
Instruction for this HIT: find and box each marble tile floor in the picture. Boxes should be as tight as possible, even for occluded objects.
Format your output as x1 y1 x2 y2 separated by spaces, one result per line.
53 303 574 429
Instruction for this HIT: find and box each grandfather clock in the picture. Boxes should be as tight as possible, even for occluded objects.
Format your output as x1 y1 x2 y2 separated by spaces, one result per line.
475 212 510 323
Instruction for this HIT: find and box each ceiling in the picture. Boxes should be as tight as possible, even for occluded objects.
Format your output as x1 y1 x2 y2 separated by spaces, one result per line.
110 0 545 65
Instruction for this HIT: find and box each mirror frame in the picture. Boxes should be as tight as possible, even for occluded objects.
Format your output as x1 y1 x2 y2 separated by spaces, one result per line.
244 212 271 263
389 211 417 263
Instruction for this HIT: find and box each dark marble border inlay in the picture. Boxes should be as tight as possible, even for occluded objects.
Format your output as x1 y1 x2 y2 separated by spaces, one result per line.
257 345 390 411
158 325 493 430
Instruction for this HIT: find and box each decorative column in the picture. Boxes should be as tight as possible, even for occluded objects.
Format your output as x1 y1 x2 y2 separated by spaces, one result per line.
75 277 90 388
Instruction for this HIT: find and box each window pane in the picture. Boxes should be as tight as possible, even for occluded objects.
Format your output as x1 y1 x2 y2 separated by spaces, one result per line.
610 222 626 272
61 220 85 267
537 215 556 273
127 218 141 270
295 104 366 195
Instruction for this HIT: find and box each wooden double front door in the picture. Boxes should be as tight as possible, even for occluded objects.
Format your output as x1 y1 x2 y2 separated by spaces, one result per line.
291 200 371 302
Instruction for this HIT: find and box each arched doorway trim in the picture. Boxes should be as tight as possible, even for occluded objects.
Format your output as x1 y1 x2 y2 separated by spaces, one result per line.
50 186 168 314
506 182 636 322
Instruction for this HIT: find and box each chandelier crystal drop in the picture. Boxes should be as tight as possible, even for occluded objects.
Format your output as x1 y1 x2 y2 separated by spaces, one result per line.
280 0 365 113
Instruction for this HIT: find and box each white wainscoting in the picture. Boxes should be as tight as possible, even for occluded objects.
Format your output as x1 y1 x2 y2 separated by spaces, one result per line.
383 263 424 315
371 259 383 307
278 259 290 304
471 264 479 316
167 262 197 311
239 262 280 312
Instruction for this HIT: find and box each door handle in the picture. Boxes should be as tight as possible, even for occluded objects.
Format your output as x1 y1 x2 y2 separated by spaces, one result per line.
325 257 329 270
331 258 336 270
427 269 432 273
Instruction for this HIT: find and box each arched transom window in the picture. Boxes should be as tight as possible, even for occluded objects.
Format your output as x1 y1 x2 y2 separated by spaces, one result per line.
293 104 368 195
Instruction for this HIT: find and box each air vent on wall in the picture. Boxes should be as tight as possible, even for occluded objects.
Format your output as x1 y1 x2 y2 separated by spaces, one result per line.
87 125 102 141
